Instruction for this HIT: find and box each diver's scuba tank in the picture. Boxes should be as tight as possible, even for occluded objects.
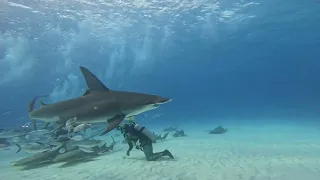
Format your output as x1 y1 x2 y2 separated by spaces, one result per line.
133 124 157 142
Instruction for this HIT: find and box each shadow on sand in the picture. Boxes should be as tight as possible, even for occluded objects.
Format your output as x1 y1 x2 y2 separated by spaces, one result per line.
13 149 118 171
58 158 97 168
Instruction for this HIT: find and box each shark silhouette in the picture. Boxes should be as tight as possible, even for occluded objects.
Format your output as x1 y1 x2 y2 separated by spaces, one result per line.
29 66 171 135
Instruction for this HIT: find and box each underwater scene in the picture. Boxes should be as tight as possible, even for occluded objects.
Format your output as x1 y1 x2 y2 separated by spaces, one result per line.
0 0 320 180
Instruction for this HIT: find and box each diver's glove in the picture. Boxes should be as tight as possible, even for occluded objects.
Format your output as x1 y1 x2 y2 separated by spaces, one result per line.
135 140 143 151
126 150 130 156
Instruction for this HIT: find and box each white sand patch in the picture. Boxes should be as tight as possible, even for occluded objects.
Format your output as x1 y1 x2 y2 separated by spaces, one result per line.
0 125 320 180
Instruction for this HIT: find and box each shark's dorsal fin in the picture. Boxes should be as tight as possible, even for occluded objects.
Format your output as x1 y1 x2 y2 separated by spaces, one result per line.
79 66 110 92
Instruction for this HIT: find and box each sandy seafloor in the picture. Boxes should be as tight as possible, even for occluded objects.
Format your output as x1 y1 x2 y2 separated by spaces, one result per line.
0 122 320 180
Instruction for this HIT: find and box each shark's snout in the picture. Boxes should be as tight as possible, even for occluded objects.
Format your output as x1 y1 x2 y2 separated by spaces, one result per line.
155 97 172 104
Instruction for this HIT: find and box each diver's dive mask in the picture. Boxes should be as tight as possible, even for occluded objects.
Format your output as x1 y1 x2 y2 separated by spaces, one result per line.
116 122 136 134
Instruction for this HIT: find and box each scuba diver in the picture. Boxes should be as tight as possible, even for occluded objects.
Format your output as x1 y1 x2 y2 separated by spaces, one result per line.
117 121 174 161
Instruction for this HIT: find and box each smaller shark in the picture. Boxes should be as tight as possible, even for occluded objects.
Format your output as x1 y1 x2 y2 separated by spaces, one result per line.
29 66 172 136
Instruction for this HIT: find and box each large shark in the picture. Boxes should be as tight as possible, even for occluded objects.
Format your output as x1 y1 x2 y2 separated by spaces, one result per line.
29 66 171 135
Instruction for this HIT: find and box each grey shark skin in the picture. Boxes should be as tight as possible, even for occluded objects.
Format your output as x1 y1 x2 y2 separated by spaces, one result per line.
29 66 171 135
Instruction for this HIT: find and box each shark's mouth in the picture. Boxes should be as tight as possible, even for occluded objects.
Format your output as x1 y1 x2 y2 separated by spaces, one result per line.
153 98 172 108
157 98 172 104
153 104 160 108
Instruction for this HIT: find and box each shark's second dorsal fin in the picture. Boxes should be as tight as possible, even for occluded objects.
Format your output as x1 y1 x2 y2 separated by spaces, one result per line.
82 90 91 96
39 101 46 106
79 66 110 92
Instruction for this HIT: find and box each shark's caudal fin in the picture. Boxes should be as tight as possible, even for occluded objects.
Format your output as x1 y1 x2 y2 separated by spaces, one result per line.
79 66 110 92
29 95 50 130
15 144 22 153
44 122 50 128
162 132 169 140
100 114 125 136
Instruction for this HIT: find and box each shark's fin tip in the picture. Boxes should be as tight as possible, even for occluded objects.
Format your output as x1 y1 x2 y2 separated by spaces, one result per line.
79 66 110 92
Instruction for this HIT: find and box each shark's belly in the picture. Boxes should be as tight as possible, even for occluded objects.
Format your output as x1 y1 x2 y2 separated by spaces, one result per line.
74 114 115 124
34 116 60 122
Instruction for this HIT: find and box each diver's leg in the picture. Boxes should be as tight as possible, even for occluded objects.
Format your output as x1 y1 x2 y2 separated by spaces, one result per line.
142 142 174 161
142 143 162 161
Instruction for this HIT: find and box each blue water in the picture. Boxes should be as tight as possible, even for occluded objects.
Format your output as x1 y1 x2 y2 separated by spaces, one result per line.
1 0 320 129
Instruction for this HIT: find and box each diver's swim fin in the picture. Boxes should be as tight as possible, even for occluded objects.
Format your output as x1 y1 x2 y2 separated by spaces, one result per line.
162 149 174 159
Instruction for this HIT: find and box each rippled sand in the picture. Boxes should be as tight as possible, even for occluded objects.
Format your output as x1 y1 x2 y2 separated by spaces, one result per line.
0 124 319 180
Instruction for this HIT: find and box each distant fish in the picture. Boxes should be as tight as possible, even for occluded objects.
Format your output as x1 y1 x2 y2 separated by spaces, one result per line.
151 113 163 119
1 110 12 116
28 129 50 136
91 136 117 155
66 118 77 134
172 129 187 137
13 148 60 166
11 136 29 144
71 139 103 148
206 126 228 134
59 148 66 154
71 135 84 141
53 149 87 163
15 142 54 153
79 147 95 153
25 130 51 141
163 127 178 132
0 131 27 138
73 123 92 133
152 132 169 142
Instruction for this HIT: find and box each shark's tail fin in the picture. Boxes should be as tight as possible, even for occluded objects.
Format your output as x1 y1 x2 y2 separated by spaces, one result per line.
29 95 50 130
162 132 169 140
15 144 22 153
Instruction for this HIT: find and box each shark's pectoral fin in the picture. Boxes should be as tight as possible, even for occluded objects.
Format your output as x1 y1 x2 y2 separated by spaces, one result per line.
79 66 110 92
100 114 126 136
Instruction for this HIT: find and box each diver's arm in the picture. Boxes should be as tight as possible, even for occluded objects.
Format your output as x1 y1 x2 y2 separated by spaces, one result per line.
126 139 134 156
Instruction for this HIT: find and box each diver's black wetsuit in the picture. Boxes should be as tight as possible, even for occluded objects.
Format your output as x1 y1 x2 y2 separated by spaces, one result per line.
119 123 173 161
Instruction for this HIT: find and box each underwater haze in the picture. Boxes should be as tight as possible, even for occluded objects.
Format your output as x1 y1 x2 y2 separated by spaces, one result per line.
1 0 320 180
